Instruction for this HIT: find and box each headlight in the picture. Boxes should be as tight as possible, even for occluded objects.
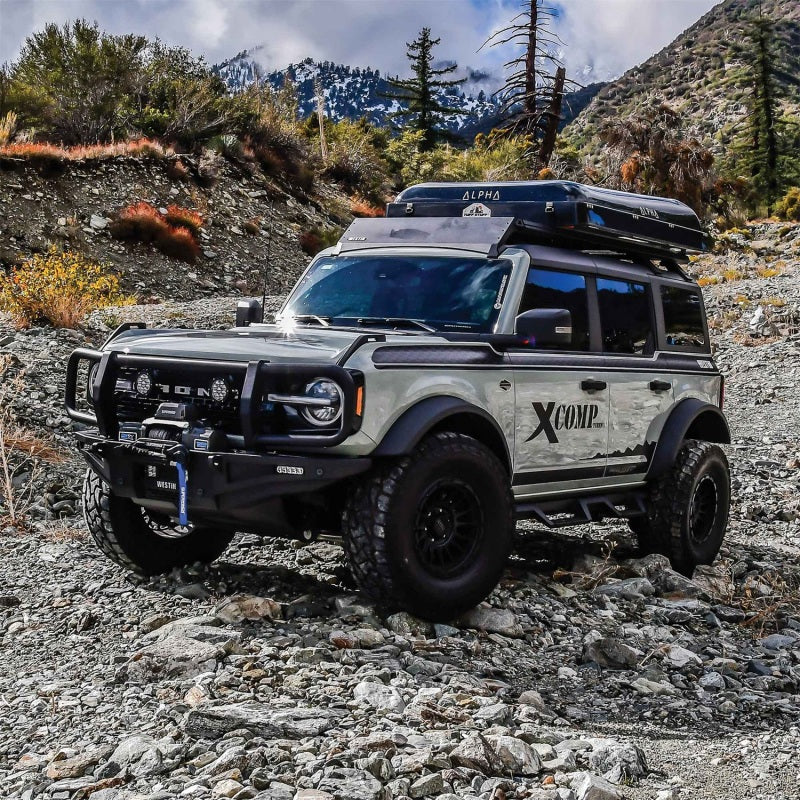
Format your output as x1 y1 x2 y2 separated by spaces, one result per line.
135 370 153 396
301 378 343 427
210 377 229 403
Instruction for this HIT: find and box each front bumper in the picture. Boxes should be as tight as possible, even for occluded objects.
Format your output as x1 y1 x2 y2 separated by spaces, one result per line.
77 430 371 528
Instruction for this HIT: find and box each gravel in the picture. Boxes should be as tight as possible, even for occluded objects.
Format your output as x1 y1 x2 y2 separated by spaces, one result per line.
2 223 800 799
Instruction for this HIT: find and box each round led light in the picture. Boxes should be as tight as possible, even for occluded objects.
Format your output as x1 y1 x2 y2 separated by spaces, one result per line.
210 378 230 403
302 378 343 427
135 370 153 396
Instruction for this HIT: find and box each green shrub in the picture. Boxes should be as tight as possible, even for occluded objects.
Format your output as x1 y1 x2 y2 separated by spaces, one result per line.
320 120 389 203
299 226 342 257
776 187 800 221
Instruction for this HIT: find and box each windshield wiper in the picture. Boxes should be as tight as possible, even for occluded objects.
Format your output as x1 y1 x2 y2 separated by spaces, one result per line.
356 317 436 333
288 314 331 327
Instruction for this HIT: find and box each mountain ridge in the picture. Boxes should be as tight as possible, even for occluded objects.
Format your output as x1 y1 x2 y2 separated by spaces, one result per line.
564 0 800 163
213 54 603 140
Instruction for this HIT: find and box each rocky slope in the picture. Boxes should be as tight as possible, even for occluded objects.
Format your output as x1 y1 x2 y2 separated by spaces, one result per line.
564 0 800 161
1 224 800 800
0 155 347 302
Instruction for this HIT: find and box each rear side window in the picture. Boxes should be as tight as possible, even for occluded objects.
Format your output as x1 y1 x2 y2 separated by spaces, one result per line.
661 286 707 349
519 268 590 350
597 277 654 355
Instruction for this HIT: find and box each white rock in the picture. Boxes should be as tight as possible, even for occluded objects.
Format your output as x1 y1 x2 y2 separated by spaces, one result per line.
353 680 406 712
664 644 702 669
488 735 543 775
589 741 648 784
457 604 524 637
214 594 281 623
699 671 726 690
574 772 624 800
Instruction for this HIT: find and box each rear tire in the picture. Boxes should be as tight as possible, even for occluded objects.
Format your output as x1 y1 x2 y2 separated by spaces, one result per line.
82 469 235 576
637 439 730 575
342 432 514 621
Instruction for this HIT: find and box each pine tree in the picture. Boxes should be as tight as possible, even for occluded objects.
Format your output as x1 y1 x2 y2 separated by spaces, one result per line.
482 0 575 166
382 28 465 150
735 9 800 215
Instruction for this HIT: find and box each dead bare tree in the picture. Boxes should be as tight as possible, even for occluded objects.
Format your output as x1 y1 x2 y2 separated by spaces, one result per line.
315 76 328 162
481 1 576 167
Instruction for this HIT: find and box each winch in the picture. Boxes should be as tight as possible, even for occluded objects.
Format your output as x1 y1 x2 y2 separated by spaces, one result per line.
117 402 228 453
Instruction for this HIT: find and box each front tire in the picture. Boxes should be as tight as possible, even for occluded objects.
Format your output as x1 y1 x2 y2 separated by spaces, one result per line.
637 439 730 575
82 470 235 576
342 432 514 621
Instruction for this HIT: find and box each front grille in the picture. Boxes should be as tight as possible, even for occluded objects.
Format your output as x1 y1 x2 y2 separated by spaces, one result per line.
114 366 243 432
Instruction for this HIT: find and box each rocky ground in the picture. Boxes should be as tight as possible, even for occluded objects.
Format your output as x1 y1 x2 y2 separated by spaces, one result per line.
1 224 800 800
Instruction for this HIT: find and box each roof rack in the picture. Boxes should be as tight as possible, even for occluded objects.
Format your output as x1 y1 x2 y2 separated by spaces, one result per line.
386 180 708 264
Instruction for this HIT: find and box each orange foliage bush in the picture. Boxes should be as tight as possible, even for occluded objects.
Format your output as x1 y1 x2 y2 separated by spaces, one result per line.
299 231 322 256
620 154 642 185
0 248 131 329
0 138 171 166
244 218 261 235
0 142 64 160
350 198 384 218
110 202 170 242
110 201 202 263
155 226 200 263
164 204 203 236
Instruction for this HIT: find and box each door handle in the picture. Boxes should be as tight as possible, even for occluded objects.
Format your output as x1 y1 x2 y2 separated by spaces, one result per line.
581 379 607 392
649 380 671 392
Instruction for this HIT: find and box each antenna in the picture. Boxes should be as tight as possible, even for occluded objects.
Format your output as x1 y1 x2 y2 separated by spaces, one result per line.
260 199 274 323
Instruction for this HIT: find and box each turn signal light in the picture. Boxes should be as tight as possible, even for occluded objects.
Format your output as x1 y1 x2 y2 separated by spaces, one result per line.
355 385 364 417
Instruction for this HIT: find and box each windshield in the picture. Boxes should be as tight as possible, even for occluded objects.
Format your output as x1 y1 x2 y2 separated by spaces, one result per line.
282 255 512 333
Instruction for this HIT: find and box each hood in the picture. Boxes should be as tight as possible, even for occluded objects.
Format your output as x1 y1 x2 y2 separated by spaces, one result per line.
105 325 414 365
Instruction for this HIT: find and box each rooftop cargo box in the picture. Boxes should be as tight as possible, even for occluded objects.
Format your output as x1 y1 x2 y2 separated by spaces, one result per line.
386 181 707 262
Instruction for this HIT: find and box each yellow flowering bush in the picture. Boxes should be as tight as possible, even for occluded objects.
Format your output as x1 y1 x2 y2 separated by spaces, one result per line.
0 248 133 329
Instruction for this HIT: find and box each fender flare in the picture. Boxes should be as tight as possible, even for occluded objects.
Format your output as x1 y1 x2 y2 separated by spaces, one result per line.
371 395 511 471
647 398 730 480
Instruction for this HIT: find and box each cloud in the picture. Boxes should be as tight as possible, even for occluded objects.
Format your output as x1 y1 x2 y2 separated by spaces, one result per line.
0 0 513 74
0 0 719 87
552 0 719 81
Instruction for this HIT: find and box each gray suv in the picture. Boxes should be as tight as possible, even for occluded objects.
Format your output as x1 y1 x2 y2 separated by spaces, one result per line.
65 181 730 621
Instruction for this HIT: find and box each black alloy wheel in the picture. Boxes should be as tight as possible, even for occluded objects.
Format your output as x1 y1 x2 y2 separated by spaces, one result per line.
413 480 483 579
342 432 514 620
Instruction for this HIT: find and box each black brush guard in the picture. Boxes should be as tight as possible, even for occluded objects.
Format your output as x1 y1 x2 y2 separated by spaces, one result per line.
65 348 370 529
65 348 364 449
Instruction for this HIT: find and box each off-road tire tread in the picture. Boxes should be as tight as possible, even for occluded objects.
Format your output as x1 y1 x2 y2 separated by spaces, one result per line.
84 469 141 572
83 469 234 575
644 439 729 573
342 432 514 611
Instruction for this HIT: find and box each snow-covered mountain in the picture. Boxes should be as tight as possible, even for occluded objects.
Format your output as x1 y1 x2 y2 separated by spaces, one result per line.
213 52 602 140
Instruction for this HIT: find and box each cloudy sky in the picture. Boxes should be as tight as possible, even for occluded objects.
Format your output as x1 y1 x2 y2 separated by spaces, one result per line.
0 0 719 82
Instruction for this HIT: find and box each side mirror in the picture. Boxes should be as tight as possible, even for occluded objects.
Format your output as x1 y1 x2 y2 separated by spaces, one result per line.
515 308 572 347
236 299 263 327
